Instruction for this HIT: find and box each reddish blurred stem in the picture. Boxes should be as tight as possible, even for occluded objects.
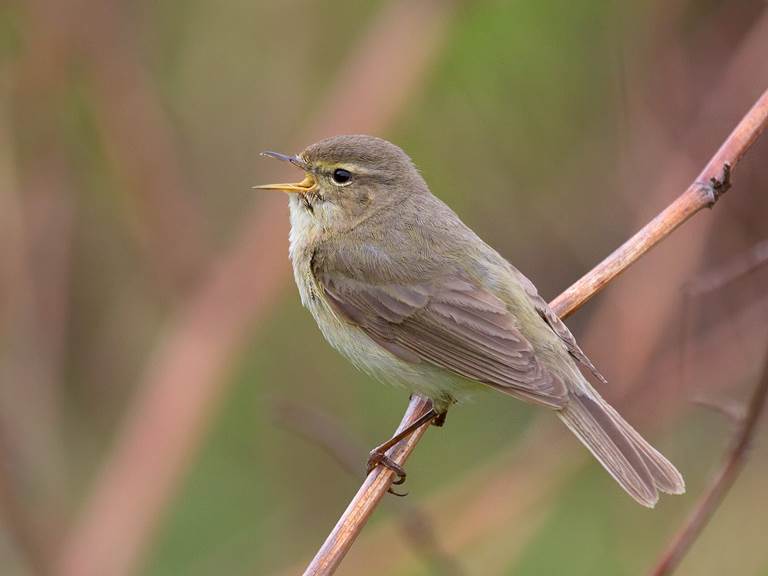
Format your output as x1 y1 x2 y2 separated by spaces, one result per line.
650 350 768 576
81 1 210 293
685 238 768 296
2 0 81 558
303 87 768 576
0 433 47 575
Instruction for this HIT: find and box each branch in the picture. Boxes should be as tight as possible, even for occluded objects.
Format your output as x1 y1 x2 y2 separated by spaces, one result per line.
290 301 764 576
274 400 463 576
570 7 768 412
303 87 768 576
650 349 768 576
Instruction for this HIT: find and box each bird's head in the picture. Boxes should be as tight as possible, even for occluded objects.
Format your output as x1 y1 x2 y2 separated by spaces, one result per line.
255 135 427 232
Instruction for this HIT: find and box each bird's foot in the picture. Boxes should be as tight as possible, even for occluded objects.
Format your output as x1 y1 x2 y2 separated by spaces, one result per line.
367 450 408 497
364 400 447 496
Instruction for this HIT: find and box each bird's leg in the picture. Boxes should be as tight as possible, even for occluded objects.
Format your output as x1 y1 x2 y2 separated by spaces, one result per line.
366 404 444 496
430 396 455 427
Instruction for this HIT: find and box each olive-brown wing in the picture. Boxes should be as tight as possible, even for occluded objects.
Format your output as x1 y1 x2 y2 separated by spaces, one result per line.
320 272 568 408
509 267 608 385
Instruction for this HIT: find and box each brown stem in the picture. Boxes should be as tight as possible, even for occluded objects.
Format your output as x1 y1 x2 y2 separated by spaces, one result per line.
303 87 768 575
274 400 463 576
650 350 768 576
303 396 434 576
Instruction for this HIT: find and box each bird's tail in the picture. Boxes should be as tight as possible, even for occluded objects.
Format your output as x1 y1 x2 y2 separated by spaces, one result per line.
557 384 685 507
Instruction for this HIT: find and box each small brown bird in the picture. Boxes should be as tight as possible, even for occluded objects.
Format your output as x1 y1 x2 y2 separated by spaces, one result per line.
257 135 684 507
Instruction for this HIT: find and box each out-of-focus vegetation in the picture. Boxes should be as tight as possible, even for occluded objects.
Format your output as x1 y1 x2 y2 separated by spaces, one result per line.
1 1 768 575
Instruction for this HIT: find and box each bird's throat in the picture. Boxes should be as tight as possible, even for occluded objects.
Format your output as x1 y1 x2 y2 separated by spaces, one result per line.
288 195 322 259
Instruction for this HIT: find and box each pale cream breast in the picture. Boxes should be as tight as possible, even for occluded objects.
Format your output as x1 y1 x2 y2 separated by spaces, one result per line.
286 197 480 408
288 196 321 308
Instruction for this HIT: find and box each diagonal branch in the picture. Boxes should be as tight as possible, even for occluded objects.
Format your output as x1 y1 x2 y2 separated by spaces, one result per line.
274 400 463 576
303 86 768 576
650 348 768 576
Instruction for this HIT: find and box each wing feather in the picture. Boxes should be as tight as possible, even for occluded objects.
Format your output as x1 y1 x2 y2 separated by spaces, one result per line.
321 272 567 408
511 268 608 385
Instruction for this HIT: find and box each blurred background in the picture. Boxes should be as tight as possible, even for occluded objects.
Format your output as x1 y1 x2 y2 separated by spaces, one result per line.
1 0 768 574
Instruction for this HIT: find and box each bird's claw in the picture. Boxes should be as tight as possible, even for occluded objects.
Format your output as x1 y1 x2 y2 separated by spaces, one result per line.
432 411 448 427
366 450 408 496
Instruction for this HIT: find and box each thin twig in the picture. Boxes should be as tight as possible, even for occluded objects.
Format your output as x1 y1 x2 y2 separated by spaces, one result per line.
274 400 463 576
683 235 768 423
650 350 768 576
304 396 434 575
303 87 768 575
691 396 746 425
273 401 364 475
577 6 768 408
685 238 768 296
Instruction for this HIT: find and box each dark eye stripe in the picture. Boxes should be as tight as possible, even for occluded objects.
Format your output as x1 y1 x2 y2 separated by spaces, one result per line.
332 168 352 184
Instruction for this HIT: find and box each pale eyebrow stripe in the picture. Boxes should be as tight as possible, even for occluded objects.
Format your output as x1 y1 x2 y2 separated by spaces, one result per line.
314 162 377 177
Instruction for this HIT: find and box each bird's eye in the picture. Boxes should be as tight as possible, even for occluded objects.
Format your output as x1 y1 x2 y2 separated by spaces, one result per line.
332 168 352 185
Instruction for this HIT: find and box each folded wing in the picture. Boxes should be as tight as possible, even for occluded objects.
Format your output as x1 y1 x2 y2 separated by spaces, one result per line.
320 272 568 408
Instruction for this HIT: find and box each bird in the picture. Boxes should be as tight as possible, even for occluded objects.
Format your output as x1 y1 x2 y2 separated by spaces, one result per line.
255 134 684 507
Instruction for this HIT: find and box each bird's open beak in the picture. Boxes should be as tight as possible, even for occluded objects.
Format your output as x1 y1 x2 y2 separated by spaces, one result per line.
253 151 316 194
253 173 316 194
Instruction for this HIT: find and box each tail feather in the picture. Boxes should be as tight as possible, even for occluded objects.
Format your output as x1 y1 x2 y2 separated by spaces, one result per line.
557 388 685 508
595 394 686 496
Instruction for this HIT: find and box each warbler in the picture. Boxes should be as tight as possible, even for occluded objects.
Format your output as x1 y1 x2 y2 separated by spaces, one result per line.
256 135 684 507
